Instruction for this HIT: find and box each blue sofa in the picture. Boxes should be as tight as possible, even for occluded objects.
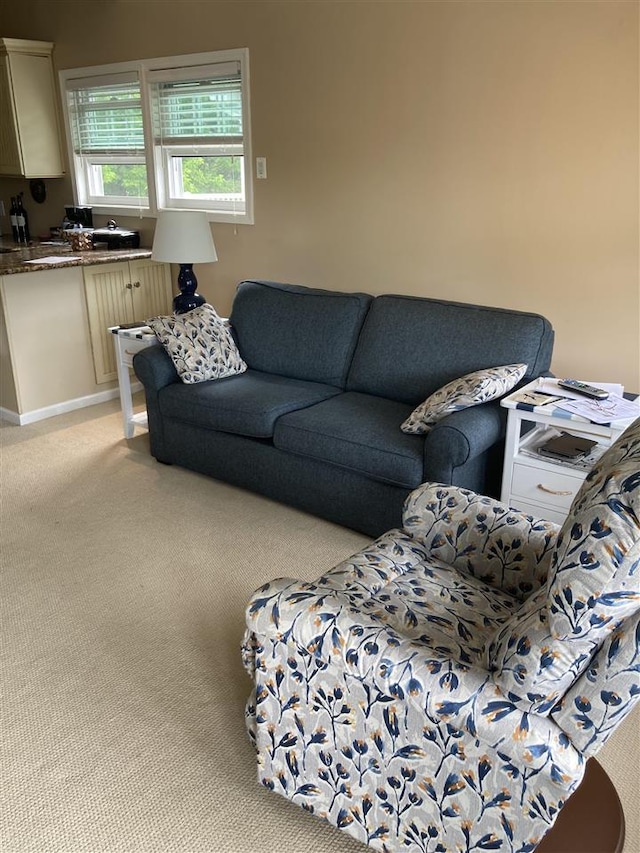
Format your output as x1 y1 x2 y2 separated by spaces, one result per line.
133 280 554 536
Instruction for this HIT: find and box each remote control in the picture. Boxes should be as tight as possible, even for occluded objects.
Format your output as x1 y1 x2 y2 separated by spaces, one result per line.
557 379 609 400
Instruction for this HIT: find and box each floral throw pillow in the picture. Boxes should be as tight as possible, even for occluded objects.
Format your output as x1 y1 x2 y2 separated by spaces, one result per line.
401 363 527 434
147 303 247 384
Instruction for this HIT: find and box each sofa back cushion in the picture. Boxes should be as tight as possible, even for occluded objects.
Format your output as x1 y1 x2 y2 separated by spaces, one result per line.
230 280 373 387
346 294 554 404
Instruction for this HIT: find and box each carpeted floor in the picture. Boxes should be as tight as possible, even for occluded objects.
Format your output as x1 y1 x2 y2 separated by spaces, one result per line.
1 398 638 853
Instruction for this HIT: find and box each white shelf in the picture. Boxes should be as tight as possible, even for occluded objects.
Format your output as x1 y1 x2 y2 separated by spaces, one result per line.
517 425 608 473
500 381 629 525
131 411 149 429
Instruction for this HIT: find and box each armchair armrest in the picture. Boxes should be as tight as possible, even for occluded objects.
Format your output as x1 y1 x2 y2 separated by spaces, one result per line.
403 483 559 599
243 576 583 784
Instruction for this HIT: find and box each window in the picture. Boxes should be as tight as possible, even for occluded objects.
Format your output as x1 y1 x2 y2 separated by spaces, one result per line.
60 49 253 224
64 72 148 208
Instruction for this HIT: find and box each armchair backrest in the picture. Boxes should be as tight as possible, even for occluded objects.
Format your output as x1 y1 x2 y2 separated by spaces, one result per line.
547 417 640 645
550 608 640 757
488 417 640 720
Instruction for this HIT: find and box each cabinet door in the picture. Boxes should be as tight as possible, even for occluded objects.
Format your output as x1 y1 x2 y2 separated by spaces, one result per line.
0 41 64 178
0 56 22 175
84 263 132 383
129 259 174 321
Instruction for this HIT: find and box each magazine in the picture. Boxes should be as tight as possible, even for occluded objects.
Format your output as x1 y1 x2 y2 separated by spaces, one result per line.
519 427 607 471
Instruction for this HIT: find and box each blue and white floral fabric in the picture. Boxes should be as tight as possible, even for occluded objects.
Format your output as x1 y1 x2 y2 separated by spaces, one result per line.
402 486 558 600
489 417 640 715
147 303 247 384
553 609 640 757
401 363 527 434
242 417 640 853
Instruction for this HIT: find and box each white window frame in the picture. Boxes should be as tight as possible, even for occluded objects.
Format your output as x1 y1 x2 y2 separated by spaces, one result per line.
59 48 253 224
160 144 245 212
85 155 148 208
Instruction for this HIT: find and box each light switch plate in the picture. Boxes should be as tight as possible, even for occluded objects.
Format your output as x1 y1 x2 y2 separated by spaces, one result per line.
256 157 267 179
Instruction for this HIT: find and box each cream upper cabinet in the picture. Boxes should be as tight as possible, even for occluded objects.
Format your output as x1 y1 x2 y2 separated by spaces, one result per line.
84 260 172 383
0 38 65 178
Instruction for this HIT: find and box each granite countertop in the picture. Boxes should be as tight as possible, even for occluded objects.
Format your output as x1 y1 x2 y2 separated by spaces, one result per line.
0 239 153 275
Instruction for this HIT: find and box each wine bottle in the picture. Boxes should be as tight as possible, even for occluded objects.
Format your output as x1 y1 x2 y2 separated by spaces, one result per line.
22 196 31 243
9 197 19 242
16 193 30 243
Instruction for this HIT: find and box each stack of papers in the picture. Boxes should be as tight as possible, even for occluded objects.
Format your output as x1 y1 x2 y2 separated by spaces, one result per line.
534 379 639 425
23 256 82 265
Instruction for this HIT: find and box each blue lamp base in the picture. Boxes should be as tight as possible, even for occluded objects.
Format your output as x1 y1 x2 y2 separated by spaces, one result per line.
173 263 206 314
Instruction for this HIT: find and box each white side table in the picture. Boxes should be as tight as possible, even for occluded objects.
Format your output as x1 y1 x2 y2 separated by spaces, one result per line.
500 379 636 524
109 326 159 438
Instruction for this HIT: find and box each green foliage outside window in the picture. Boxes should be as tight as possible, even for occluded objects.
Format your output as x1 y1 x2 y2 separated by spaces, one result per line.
182 157 242 194
102 164 148 198
101 156 240 198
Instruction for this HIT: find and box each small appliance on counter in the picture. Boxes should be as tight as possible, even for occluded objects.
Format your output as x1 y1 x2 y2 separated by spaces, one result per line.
92 219 140 250
64 206 93 228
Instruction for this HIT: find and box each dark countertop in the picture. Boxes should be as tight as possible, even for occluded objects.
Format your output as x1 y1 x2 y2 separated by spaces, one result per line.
0 239 153 275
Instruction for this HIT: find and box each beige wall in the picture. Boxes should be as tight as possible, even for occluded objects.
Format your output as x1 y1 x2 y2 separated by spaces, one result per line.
1 0 638 390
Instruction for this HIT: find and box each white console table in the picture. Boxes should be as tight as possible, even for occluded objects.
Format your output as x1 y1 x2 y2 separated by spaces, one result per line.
109 326 159 438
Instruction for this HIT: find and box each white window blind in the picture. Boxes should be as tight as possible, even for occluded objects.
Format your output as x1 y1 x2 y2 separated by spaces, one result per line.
149 62 242 146
65 72 144 156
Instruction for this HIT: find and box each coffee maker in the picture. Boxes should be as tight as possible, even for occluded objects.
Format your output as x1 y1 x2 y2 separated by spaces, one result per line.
64 206 93 228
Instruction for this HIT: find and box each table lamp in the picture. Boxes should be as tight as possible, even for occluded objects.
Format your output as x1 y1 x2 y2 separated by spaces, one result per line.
151 211 218 314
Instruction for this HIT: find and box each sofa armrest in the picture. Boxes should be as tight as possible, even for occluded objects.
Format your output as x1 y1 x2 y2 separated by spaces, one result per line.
422 403 505 481
403 483 559 599
133 345 180 392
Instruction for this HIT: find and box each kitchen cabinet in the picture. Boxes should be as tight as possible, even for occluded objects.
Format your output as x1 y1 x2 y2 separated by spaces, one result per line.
0 38 65 178
0 266 99 419
83 260 172 383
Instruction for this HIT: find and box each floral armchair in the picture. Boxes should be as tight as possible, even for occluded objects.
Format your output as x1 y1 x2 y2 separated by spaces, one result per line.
242 417 640 853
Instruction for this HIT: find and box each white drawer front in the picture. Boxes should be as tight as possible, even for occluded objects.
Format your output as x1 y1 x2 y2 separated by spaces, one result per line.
506 498 568 526
121 338 157 367
511 462 584 511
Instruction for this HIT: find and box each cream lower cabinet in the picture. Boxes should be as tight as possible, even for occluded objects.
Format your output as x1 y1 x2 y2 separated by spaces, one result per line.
84 259 173 383
1 266 98 418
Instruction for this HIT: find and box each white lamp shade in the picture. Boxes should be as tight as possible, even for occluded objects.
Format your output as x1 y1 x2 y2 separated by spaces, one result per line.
152 211 218 264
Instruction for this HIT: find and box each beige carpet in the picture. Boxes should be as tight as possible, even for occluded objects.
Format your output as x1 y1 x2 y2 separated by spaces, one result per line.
1 398 638 853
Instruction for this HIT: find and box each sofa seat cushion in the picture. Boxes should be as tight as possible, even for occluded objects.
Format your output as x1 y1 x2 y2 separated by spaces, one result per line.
273 392 424 487
358 555 519 668
158 369 342 438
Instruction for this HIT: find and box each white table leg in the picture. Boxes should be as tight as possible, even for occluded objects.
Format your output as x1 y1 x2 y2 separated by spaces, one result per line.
113 335 135 439
500 410 521 504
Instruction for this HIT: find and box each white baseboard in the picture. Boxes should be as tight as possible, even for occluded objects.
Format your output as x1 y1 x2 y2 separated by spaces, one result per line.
0 381 142 426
